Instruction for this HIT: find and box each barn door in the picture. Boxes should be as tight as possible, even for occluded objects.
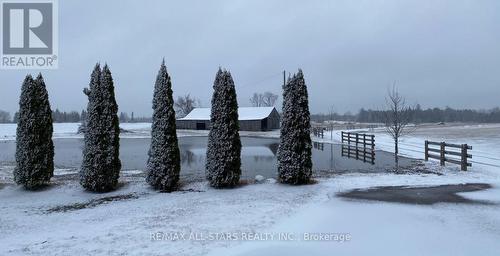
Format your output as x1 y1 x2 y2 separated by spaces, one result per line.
196 122 206 130
261 118 268 131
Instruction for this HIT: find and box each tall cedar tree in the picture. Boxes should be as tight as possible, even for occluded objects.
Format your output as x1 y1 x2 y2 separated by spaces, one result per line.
80 64 121 192
146 60 181 191
206 68 242 188
14 74 54 189
277 70 312 184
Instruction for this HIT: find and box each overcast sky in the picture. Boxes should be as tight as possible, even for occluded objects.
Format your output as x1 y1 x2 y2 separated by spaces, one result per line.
1 0 499 116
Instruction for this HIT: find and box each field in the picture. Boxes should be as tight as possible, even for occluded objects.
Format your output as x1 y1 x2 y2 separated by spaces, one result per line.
0 123 499 255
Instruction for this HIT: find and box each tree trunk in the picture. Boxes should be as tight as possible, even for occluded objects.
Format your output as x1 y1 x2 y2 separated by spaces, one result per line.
394 138 399 169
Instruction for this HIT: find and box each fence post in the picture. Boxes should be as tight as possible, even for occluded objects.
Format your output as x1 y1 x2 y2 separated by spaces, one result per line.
424 140 429 161
363 134 367 162
461 144 468 171
371 135 375 164
355 133 359 159
371 135 375 151
440 142 446 166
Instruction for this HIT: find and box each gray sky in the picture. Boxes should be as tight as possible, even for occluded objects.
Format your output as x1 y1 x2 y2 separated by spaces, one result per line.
1 0 499 116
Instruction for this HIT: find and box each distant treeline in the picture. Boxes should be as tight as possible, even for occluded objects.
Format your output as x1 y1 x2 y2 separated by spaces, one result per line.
13 109 83 123
311 112 357 123
0 109 151 123
0 110 11 123
118 112 152 123
312 105 500 124
3 105 500 124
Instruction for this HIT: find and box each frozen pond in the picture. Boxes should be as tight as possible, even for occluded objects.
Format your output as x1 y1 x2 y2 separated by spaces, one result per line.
0 136 413 180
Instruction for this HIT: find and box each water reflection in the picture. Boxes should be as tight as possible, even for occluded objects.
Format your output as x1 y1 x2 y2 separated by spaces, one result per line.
313 141 325 151
0 136 411 180
179 137 279 175
341 144 375 165
180 150 197 168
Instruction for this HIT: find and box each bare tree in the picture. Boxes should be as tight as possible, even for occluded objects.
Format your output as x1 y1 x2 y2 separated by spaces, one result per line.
250 93 263 107
262 91 278 106
328 105 335 139
249 91 278 107
175 94 201 118
384 84 414 169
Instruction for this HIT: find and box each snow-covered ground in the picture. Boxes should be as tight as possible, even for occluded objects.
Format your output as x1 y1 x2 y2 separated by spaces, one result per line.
0 123 85 141
210 171 500 256
0 123 156 140
1 123 500 255
0 169 321 255
0 123 281 141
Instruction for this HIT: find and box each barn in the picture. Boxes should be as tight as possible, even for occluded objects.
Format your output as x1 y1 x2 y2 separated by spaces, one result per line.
177 107 280 131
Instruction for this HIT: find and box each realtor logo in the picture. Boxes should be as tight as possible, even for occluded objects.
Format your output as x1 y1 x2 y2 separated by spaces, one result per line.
1 0 58 69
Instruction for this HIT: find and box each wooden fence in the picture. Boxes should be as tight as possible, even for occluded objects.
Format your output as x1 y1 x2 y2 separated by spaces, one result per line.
341 132 375 148
312 127 325 138
341 131 375 164
424 140 472 171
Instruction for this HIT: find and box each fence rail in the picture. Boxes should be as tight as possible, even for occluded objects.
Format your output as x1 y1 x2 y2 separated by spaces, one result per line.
341 131 375 147
312 127 325 138
424 140 472 171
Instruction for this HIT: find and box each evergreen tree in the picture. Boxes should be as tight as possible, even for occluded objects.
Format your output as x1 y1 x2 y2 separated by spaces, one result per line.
277 69 312 184
146 60 180 191
14 74 54 189
80 64 121 192
206 68 241 188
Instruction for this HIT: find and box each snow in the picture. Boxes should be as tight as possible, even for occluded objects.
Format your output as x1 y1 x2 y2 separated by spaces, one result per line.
1 123 500 255
3 163 497 255
0 123 81 141
179 107 276 121
0 168 321 255
0 123 281 141
255 175 265 182
210 168 500 256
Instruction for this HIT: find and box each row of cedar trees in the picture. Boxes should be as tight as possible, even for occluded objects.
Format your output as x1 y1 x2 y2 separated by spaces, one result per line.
14 61 312 191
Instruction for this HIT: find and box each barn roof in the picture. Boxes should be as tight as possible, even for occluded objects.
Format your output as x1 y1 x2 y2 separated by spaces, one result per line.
179 107 276 121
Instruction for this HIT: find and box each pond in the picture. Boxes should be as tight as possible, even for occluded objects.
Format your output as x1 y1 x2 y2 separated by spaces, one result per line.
0 136 413 180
